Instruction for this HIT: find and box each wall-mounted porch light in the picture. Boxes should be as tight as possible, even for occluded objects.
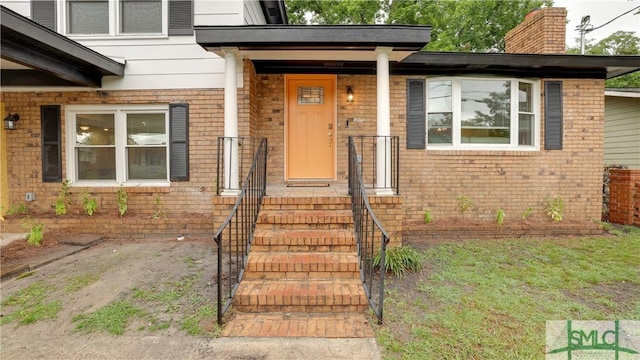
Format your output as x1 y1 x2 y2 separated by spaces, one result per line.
346 86 354 103
4 113 20 130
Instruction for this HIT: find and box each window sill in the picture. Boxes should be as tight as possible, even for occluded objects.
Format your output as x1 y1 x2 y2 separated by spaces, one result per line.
67 34 169 41
425 146 540 157
69 181 171 192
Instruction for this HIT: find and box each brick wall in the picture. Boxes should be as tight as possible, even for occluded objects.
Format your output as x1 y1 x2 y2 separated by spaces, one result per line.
608 169 640 225
505 7 567 54
395 77 605 227
0 89 224 219
252 73 605 232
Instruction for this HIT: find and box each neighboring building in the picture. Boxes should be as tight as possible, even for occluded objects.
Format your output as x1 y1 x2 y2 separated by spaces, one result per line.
1 3 639 238
604 89 640 169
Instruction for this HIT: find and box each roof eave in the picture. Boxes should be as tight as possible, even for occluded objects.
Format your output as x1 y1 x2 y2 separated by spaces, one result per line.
1 6 125 87
402 52 640 80
195 25 431 53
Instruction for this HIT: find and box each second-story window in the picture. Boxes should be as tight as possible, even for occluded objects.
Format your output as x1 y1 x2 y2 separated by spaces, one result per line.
121 0 162 34
68 0 109 35
66 0 163 36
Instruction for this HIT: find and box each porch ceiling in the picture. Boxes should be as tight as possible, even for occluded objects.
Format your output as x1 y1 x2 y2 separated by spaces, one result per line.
0 6 125 88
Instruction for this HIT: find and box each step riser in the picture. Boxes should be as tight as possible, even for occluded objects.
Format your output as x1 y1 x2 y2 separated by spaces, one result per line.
233 295 369 311
257 224 353 231
252 235 355 247
251 245 357 252
258 218 353 226
246 260 358 274
234 305 369 313
257 210 353 227
261 204 352 211
244 271 359 280
261 197 351 209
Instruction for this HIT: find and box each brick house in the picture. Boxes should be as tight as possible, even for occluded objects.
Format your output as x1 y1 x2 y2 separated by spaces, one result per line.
1 3 639 239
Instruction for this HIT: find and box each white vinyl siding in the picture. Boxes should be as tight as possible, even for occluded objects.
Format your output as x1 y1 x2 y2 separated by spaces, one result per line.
194 0 242 26
604 96 640 169
243 0 266 24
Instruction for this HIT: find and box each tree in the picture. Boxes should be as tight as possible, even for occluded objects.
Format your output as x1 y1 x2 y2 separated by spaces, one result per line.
287 0 384 25
388 0 552 52
567 31 640 87
285 0 552 52
568 31 640 55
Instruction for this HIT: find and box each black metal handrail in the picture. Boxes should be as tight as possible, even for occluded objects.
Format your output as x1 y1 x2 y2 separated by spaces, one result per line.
348 136 391 323
216 137 260 195
214 137 267 325
349 135 399 195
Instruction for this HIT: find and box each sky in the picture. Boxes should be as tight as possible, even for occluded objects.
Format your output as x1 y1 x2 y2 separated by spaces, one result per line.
554 0 640 49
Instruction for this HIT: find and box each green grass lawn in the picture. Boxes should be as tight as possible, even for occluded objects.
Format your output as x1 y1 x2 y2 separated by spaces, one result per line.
375 226 640 359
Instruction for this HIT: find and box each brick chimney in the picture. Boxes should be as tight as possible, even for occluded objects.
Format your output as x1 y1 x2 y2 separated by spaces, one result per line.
504 7 567 54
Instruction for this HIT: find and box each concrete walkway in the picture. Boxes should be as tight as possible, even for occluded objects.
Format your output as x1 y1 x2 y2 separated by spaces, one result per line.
1 334 381 360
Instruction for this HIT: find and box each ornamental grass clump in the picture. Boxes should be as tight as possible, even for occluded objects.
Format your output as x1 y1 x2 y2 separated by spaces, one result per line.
373 246 422 278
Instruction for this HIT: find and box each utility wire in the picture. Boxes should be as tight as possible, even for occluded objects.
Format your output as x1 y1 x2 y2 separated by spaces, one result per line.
584 5 640 33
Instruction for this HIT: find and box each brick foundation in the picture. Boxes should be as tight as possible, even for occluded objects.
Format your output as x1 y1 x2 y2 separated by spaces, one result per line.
1 213 213 237
404 219 603 242
608 169 640 226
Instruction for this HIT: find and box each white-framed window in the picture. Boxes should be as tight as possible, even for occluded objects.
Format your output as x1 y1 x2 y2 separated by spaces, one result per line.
66 105 170 186
64 0 165 36
426 77 540 150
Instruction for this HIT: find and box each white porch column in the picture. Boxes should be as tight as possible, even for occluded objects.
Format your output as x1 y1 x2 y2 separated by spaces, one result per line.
221 47 240 195
376 47 393 195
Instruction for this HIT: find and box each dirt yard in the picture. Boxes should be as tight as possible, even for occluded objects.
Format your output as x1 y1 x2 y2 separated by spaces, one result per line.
1 236 220 359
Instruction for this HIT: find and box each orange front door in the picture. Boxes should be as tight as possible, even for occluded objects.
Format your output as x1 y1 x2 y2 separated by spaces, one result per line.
286 75 336 180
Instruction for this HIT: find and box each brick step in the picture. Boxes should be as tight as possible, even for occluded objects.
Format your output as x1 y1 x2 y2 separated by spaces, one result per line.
244 252 359 280
257 210 354 229
252 228 356 252
221 313 373 338
233 279 369 313
261 196 352 211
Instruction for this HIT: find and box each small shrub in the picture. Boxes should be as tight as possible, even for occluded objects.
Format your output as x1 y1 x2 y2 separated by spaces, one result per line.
54 180 70 216
373 246 422 278
117 186 128 217
150 197 166 219
457 195 474 217
6 203 29 216
81 193 98 216
22 218 44 246
54 196 67 216
423 209 432 224
496 209 505 226
545 196 564 222
522 207 533 220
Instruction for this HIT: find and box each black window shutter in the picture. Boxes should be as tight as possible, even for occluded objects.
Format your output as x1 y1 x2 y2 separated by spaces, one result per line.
41 105 62 182
31 0 56 31
170 103 189 181
406 79 426 149
544 81 563 150
168 0 193 35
